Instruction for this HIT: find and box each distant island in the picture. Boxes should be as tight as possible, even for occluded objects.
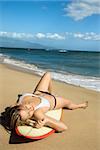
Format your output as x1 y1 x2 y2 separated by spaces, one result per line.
0 37 99 52
0 37 53 50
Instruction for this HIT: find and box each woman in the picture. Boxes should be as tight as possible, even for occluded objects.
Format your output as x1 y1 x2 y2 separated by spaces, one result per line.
10 72 88 132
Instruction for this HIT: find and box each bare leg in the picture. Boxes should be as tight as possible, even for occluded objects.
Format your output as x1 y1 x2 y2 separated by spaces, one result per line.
66 101 88 110
55 97 88 110
48 78 52 93
33 72 52 93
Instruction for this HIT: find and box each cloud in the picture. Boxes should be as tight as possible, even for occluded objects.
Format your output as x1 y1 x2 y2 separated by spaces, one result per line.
73 32 100 41
46 33 65 40
0 31 65 40
0 31 34 39
0 31 99 41
64 0 100 21
35 33 46 39
35 32 65 40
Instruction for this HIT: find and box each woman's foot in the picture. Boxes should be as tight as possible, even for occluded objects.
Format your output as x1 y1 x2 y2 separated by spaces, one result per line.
80 101 88 109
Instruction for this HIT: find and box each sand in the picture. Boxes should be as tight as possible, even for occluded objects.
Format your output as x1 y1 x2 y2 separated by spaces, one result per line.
0 64 100 150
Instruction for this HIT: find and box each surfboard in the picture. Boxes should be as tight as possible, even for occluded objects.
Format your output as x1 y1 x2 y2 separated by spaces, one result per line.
15 108 62 140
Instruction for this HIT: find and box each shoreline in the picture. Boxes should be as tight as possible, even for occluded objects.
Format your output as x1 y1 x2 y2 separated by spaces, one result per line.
1 60 100 92
0 63 100 150
0 50 100 92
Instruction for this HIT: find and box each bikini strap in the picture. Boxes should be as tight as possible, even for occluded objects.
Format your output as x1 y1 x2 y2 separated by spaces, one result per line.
17 94 22 103
17 93 39 103
37 90 57 109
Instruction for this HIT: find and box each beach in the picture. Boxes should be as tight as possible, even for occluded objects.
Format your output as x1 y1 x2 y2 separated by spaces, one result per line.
0 63 100 150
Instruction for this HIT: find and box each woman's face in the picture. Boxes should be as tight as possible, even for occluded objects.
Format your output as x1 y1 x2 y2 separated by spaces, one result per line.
19 104 34 121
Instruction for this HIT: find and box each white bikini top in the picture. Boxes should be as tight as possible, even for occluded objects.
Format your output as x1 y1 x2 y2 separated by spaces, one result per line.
19 93 50 110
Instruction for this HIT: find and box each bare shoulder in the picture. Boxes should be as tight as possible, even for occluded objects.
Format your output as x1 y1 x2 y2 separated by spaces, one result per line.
34 109 45 120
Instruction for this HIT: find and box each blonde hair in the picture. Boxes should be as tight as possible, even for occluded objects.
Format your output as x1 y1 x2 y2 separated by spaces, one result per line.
10 105 26 130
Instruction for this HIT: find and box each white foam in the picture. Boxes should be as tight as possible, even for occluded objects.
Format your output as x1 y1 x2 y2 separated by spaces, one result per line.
0 54 3 56
4 58 37 70
0 54 100 92
51 72 100 92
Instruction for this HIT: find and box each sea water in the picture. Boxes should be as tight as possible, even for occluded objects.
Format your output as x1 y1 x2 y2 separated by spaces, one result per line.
0 48 100 92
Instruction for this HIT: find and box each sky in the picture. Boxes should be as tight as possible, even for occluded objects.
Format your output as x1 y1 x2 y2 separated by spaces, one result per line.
0 0 100 51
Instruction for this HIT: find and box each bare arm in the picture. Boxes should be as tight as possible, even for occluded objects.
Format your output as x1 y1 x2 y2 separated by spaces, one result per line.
44 115 67 132
34 111 67 132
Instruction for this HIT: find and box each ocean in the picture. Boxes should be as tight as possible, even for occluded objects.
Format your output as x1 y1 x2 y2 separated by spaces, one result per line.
0 47 100 92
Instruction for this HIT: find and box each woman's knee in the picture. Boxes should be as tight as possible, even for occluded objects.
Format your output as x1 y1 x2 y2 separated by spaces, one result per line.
43 72 51 82
44 72 51 78
63 99 72 108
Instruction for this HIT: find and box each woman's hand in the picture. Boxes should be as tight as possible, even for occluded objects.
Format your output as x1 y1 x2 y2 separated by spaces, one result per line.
34 118 48 129
26 119 36 127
